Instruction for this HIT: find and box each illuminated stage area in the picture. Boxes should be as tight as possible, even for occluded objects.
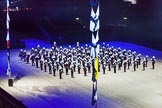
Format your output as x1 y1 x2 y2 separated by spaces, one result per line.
0 40 162 108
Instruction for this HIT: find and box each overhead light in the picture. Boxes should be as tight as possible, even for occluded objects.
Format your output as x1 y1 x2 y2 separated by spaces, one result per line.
16 7 19 11
123 17 128 20
75 17 79 21
123 0 137 4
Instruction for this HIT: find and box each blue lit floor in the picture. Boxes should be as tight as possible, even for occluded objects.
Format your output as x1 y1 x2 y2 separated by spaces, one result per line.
0 39 162 108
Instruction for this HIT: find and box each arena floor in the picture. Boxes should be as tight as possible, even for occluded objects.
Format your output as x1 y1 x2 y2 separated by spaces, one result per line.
0 39 162 108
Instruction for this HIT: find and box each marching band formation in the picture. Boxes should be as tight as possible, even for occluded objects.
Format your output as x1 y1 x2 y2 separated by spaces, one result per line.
18 42 156 79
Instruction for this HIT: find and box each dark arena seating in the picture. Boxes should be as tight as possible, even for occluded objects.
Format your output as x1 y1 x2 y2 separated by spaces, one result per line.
0 87 27 108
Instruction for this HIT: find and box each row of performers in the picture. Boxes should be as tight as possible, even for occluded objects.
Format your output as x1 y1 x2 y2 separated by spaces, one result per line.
18 42 156 79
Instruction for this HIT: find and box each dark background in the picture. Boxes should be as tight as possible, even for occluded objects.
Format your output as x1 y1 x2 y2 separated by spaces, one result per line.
0 0 162 50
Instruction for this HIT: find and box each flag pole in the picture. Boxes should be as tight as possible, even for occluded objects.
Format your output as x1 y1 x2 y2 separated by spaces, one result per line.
90 0 100 107
6 0 11 78
7 48 11 77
